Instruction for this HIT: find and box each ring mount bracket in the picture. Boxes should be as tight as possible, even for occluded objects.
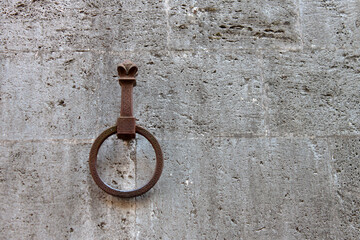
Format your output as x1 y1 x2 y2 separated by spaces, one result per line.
116 117 136 140
116 60 137 140
89 61 164 198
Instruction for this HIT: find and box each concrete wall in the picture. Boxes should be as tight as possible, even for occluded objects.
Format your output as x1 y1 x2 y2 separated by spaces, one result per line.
1 0 359 239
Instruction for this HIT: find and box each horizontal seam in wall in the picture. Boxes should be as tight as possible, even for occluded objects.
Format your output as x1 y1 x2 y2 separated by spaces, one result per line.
0 134 359 144
0 46 358 55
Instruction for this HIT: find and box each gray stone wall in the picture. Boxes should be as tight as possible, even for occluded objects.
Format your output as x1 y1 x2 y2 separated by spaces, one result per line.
1 0 359 239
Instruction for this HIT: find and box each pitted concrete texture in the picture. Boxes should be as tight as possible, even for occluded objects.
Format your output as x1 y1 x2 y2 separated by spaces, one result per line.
1 0 359 239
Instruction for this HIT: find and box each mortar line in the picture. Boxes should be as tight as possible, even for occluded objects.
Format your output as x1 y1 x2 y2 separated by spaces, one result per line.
257 49 271 138
297 0 305 51
1 45 359 55
323 134 338 238
164 0 171 52
0 134 358 144
0 138 95 144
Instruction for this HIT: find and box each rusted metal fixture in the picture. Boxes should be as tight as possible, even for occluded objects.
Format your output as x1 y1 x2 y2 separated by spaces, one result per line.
117 61 137 140
89 61 163 198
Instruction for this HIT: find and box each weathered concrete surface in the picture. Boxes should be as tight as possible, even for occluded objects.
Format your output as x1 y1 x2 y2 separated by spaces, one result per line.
1 0 359 239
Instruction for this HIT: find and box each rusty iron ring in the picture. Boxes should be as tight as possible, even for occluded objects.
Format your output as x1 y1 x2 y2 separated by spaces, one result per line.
89 125 163 198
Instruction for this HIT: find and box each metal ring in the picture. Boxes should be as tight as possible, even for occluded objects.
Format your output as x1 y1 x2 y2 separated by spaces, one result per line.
89 126 163 198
